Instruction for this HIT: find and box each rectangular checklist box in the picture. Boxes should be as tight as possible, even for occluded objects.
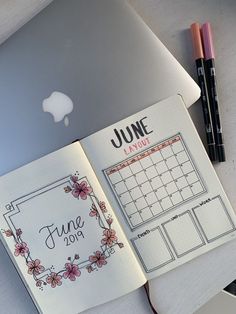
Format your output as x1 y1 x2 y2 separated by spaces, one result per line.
131 227 174 272
162 211 205 257
193 196 236 242
104 134 206 229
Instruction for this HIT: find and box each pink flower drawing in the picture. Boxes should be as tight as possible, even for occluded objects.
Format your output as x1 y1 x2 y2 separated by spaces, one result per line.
99 201 107 213
64 186 72 193
89 204 99 218
14 242 29 257
89 251 107 268
101 229 117 247
46 272 62 288
72 181 92 200
16 228 22 237
27 259 45 275
36 280 43 287
70 175 78 183
86 265 94 273
4 229 13 237
63 263 81 281
106 218 113 225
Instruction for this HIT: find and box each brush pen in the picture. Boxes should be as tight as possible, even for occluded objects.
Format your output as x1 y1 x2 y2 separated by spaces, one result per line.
190 23 216 161
201 22 226 162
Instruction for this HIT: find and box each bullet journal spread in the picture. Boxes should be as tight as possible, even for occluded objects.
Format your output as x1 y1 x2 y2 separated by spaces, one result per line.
0 95 235 314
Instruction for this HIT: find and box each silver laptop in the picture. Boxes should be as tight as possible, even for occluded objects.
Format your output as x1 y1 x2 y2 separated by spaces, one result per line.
0 0 200 312
0 0 199 177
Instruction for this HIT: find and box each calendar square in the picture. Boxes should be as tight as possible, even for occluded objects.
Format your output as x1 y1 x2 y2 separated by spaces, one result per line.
166 181 178 194
145 192 158 205
105 134 206 229
176 151 188 164
150 202 163 215
136 197 147 210
119 191 132 205
140 207 153 221
150 176 163 190
140 157 153 169
185 171 198 185
135 171 148 184
130 212 143 227
170 191 183 205
172 140 184 154
156 186 168 200
181 161 194 174
171 166 183 179
140 181 153 195
125 176 137 190
161 172 173 185
176 176 188 189
166 156 178 169
119 166 133 179
125 202 137 216
145 165 158 180
129 161 143 174
191 181 204 194
180 186 193 200
114 181 127 195
161 197 172 210
109 171 122 184
130 187 143 199
161 146 173 159
151 151 163 164
155 161 168 174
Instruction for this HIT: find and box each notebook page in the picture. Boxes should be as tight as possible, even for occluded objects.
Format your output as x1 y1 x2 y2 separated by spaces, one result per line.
0 142 145 314
81 95 236 280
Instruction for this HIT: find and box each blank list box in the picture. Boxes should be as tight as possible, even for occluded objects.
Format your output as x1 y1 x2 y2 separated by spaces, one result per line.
191 181 204 195
109 171 122 184
130 186 143 199
193 197 235 242
140 157 153 168
171 166 183 180
163 212 205 257
129 162 143 174
130 212 143 227
172 140 184 154
136 171 148 184
166 156 178 169
132 228 174 272
151 151 163 164
114 181 127 195
140 207 153 221
161 146 173 159
119 166 133 179
176 151 188 164
145 165 158 180
125 176 137 190
150 202 163 215
124 202 137 216
119 191 132 205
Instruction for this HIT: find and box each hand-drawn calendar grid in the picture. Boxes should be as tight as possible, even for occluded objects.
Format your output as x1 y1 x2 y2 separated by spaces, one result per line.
104 133 207 230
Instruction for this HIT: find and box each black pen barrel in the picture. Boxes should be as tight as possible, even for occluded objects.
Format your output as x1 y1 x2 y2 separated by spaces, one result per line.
196 58 216 161
205 58 226 162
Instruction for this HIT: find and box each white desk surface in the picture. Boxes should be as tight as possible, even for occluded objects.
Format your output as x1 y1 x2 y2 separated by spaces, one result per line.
0 1 236 313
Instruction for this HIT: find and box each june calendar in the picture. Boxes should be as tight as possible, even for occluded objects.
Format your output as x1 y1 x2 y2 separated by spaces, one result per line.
81 95 236 278
104 134 206 229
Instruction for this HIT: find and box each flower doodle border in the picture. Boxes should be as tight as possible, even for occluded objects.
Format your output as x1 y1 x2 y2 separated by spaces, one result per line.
1 174 124 290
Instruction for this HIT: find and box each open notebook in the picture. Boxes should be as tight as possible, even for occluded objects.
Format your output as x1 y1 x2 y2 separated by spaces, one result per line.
0 95 235 314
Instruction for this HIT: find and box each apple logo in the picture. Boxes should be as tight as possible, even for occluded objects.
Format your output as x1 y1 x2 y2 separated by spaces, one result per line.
42 91 74 127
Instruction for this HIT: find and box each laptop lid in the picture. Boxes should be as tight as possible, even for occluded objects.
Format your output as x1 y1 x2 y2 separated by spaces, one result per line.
0 0 200 175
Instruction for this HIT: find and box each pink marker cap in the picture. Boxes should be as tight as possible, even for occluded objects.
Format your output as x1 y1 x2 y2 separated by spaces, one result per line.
201 22 215 60
190 23 204 60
